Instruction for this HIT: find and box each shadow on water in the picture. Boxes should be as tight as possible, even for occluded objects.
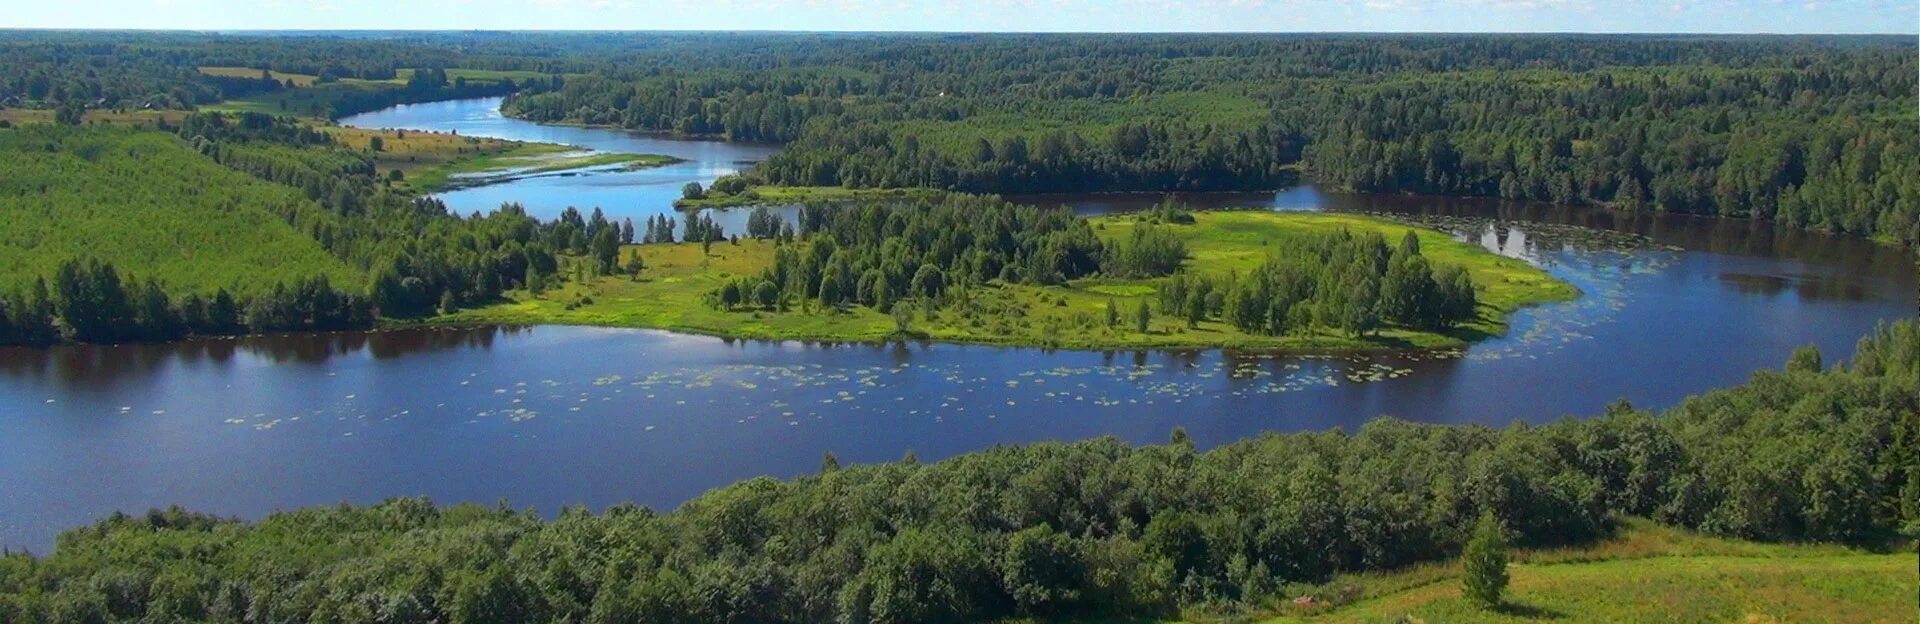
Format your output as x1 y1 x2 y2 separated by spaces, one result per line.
0 326 519 386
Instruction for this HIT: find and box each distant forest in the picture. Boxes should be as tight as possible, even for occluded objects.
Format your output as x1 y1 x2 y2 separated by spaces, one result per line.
502 34 1919 243
3 33 1913 242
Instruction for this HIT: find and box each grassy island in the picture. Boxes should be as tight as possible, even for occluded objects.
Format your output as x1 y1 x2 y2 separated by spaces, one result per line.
319 127 679 194
436 207 1577 351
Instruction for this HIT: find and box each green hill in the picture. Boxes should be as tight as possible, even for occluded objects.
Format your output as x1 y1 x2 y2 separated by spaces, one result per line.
1252 519 1913 624
0 125 359 297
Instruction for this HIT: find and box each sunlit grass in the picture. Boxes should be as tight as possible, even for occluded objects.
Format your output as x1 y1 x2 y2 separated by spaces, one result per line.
437 211 1576 351
1251 520 1913 624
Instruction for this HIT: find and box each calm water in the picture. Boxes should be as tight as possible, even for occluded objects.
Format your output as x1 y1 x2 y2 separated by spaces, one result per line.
339 97 781 228
2 100 1913 552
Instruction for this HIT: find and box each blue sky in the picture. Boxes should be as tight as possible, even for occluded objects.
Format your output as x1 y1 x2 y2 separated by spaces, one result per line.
7 0 1916 33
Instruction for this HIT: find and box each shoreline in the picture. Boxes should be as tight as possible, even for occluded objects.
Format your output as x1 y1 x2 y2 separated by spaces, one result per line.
424 211 1582 353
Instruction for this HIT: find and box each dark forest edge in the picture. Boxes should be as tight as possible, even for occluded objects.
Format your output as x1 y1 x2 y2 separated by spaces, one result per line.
1 319 1914 623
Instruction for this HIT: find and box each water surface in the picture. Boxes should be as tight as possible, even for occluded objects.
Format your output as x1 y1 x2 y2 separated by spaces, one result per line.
339 97 780 226
2 100 1912 553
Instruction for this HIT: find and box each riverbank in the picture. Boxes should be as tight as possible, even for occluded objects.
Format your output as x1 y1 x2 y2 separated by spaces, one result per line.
673 185 945 209
319 126 681 194
428 211 1578 351
412 150 682 192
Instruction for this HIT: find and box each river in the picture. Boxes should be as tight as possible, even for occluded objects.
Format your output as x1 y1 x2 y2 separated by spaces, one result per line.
0 97 1911 552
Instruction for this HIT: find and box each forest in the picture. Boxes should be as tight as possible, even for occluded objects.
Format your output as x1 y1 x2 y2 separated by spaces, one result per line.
711 195 1105 314
700 198 1478 340
0 319 1912 623
0 113 600 345
502 34 1918 243
1152 228 1477 337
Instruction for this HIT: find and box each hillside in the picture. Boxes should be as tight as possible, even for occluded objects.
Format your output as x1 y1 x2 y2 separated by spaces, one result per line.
0 125 359 297
1254 519 1914 624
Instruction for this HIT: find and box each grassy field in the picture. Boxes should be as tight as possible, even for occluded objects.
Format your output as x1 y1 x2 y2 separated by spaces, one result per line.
674 185 946 209
201 79 394 118
434 211 1578 350
0 126 359 296
198 65 325 87
0 101 659 197
1242 519 1915 624
0 107 189 128
323 125 549 190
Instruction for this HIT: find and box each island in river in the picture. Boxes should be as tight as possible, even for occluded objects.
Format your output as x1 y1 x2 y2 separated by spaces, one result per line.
429 210 1578 351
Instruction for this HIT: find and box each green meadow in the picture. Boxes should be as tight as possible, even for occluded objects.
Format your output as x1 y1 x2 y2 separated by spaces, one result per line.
1245 520 1914 624
0 125 359 297
435 210 1576 351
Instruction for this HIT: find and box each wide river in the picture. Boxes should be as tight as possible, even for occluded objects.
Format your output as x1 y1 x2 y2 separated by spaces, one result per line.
1 97 1912 552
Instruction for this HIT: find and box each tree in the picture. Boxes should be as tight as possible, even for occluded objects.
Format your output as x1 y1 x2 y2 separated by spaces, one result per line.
817 275 842 310
1106 298 1120 328
368 136 384 152
753 280 779 309
718 281 743 309
681 182 706 200
590 228 620 275
1786 345 1823 373
910 265 946 301
1462 512 1510 609
54 101 84 126
1001 527 1086 615
1183 289 1206 328
892 303 913 335
1134 300 1151 333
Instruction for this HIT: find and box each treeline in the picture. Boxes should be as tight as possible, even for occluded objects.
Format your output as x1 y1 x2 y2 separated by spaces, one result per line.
707 195 1105 312
502 33 1917 243
1297 68 1920 243
1 320 1911 622
0 260 369 346
0 31 599 111
0 115 583 345
1157 230 1476 336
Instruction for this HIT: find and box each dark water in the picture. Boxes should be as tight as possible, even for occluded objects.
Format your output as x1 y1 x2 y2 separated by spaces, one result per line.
2 101 1914 553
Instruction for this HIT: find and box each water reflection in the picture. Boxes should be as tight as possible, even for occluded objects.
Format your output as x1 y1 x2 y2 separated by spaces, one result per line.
1015 188 1915 304
0 327 518 387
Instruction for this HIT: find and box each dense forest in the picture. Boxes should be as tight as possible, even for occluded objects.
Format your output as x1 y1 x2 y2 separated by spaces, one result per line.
0 319 1911 623
503 34 1918 243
